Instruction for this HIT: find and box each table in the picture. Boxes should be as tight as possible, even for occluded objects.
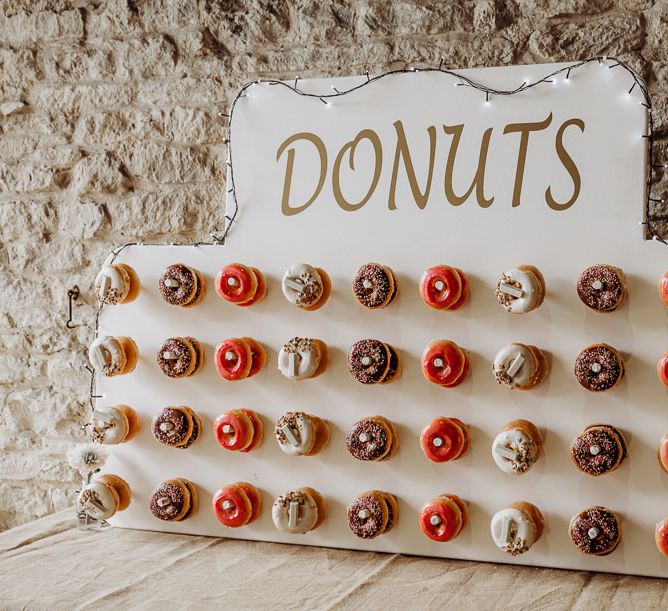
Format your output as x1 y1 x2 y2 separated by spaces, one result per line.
0 511 665 609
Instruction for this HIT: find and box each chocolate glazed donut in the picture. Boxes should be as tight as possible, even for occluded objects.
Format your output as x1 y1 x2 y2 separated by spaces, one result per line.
577 265 626 312
353 263 394 309
347 493 387 539
346 419 389 461
157 338 194 378
158 264 197 306
569 506 621 555
348 339 389 384
574 344 623 391
152 407 191 447
571 425 626 476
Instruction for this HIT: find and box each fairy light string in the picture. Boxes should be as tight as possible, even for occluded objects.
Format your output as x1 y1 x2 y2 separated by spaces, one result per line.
85 55 660 416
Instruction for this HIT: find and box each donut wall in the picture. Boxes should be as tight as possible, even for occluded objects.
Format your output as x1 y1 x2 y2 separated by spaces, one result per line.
92 60 668 577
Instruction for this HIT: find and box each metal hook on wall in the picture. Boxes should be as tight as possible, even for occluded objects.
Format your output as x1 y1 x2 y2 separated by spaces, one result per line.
66 286 80 329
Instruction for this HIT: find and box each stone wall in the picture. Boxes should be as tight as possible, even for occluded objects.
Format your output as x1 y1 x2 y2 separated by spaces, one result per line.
0 0 665 531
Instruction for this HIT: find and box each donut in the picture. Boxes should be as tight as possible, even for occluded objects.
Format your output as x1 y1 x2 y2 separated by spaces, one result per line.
78 475 131 521
242 337 266 378
493 343 547 390
659 433 668 473
421 340 468 387
352 263 397 309
574 343 624 392
571 425 627 476
272 488 324 534
213 483 256 528
215 338 252 381
156 337 197 378
569 506 621 556
149 478 197 522
215 263 258 304
492 419 542 475
151 406 195 448
277 337 325 381
346 417 398 461
655 518 668 557
275 411 329 456
158 264 204 307
88 335 138 376
214 410 260 452
419 495 467 542
94 263 140 305
577 264 626 312
281 263 330 309
90 405 140 445
347 491 393 539
236 268 267 307
419 266 462 310
659 271 668 307
491 502 544 556
495 265 545 314
657 352 668 387
347 339 390 384
420 417 468 463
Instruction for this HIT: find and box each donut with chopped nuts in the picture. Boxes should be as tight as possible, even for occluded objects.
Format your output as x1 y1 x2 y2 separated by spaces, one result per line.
277 337 327 381
574 343 624 392
88 335 138 377
274 411 329 456
491 419 543 475
78 474 131 521
281 263 331 310
495 265 545 314
491 502 544 556
271 488 325 534
577 264 626 312
94 263 141 305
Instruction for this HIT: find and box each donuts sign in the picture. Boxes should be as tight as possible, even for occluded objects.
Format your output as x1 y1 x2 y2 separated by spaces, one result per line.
276 113 584 216
229 62 646 234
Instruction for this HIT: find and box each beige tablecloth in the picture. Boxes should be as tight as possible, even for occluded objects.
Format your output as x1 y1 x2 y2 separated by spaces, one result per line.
0 511 665 609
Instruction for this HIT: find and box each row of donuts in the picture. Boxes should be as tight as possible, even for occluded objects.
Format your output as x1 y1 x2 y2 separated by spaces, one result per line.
96 260 668 313
77 473 668 558
92 406 668 478
90 334 664 393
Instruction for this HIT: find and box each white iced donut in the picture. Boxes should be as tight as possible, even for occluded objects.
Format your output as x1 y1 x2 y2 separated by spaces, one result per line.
275 412 315 456
492 428 540 475
278 337 321 381
490 507 535 556
95 265 130 305
272 490 318 534
493 343 535 389
496 268 541 314
91 407 128 445
281 263 323 309
88 336 125 376
78 481 119 520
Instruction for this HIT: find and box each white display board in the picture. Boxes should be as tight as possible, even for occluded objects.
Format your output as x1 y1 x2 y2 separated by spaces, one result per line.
99 60 668 577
